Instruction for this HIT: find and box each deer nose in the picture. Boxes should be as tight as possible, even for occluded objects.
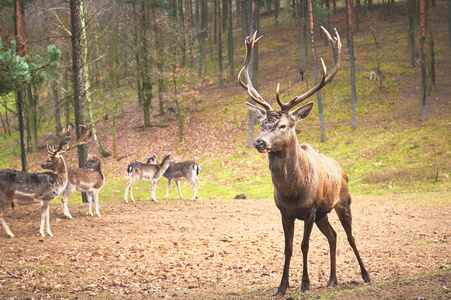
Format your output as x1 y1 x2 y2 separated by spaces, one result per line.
254 139 266 150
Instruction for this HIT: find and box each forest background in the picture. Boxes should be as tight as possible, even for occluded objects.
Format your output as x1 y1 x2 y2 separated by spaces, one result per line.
0 0 449 202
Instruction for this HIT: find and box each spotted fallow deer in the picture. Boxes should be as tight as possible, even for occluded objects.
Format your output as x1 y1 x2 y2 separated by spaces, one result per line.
124 153 175 203
238 28 371 295
61 155 105 219
0 125 92 237
163 160 200 201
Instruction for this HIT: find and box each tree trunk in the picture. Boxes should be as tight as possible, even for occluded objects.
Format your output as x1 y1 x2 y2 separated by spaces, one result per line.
448 0 451 53
309 0 326 142
14 0 27 171
245 0 256 149
228 0 234 78
217 0 223 86
52 80 62 136
408 0 416 68
81 0 111 158
300 0 307 81
427 0 435 91
419 0 427 120
141 2 152 128
132 2 142 106
348 0 357 129
70 0 88 172
152 6 165 116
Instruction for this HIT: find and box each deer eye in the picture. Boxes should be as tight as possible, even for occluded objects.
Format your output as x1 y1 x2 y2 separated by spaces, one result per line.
279 124 287 129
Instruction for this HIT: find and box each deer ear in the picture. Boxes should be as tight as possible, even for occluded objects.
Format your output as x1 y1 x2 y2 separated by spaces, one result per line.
246 102 267 121
290 102 314 123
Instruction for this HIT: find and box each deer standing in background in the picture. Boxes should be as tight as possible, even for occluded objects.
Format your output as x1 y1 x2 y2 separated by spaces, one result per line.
238 29 370 295
61 155 105 219
0 125 92 237
163 160 200 201
124 153 175 203
369 68 384 81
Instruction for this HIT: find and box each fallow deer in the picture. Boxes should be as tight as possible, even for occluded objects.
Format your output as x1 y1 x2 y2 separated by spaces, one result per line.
0 125 92 237
124 153 175 203
238 28 371 295
61 155 105 219
163 160 200 201
369 68 385 81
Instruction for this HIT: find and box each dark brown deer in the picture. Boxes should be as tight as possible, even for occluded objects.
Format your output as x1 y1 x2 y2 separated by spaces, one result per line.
238 28 370 295
163 160 200 201
0 125 92 237
61 155 105 219
124 153 175 203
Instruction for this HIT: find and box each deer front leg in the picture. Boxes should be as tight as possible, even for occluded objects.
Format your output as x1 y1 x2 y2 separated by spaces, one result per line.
300 212 316 292
40 200 53 237
150 180 158 202
175 181 183 199
0 201 14 237
274 215 295 296
87 193 93 216
164 178 173 199
93 190 101 217
0 215 14 238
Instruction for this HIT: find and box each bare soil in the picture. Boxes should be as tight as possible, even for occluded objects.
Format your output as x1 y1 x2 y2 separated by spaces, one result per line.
0 193 449 299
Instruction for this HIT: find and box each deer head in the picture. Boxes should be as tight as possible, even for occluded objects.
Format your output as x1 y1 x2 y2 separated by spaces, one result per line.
41 124 93 171
238 27 341 153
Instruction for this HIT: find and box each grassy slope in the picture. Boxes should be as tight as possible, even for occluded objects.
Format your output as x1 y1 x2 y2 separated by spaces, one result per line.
0 1 449 202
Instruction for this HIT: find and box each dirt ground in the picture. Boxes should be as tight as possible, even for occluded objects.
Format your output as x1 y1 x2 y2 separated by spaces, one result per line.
0 192 449 299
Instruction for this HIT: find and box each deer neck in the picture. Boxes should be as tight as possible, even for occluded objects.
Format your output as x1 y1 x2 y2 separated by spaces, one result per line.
268 136 310 189
53 157 69 187
156 160 172 178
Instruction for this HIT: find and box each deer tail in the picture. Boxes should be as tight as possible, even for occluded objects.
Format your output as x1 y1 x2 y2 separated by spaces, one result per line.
127 164 133 179
194 164 200 176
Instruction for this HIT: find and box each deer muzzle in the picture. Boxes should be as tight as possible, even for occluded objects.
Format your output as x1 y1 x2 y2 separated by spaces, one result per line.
254 138 269 153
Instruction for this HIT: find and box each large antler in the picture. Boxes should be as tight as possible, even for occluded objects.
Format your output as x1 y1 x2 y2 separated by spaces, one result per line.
47 124 93 156
238 31 273 111
277 26 341 112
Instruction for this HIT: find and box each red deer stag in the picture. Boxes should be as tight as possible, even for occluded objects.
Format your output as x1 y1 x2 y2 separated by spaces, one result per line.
163 160 200 201
124 153 175 203
238 28 370 295
0 125 92 237
61 155 105 219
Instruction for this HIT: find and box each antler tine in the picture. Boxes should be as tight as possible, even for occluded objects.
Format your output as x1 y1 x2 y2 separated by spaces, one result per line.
238 31 273 111
278 26 341 113
67 124 93 150
47 125 71 156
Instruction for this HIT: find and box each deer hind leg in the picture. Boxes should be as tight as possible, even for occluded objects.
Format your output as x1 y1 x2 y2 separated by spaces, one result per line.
0 200 14 238
274 215 295 296
186 178 198 201
316 215 338 287
40 200 53 237
335 199 371 284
